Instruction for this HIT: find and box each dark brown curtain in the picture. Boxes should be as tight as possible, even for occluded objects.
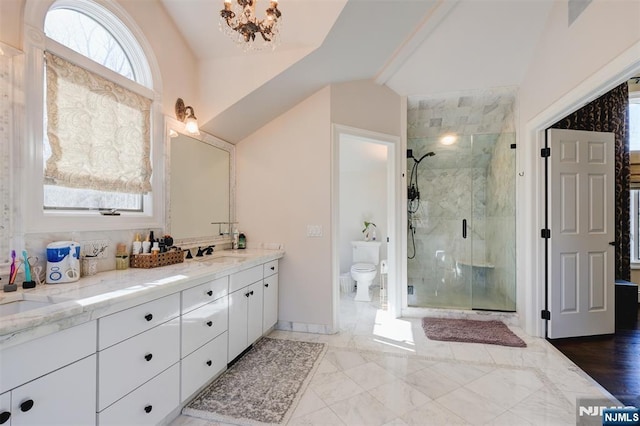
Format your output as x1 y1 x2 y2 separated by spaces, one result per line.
550 82 630 280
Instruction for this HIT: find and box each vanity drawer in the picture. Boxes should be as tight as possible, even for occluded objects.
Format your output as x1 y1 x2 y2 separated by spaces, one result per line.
182 276 228 314
98 363 179 426
229 265 262 293
264 260 278 277
181 296 228 356
181 332 227 402
0 321 96 394
98 317 180 411
98 293 180 350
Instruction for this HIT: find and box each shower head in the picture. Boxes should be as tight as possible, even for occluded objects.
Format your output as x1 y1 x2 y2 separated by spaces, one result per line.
414 151 436 164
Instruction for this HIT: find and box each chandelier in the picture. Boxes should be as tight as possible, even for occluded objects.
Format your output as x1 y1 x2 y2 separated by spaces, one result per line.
220 0 282 51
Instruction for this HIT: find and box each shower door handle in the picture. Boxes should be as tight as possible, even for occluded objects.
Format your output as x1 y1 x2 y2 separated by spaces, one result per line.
462 219 467 239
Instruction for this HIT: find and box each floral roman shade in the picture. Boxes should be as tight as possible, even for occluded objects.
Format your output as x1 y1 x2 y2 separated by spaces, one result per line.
44 52 152 194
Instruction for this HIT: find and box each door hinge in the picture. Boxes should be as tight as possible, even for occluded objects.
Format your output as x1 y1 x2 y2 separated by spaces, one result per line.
541 147 551 158
541 229 551 239
510 144 517 149
541 310 551 320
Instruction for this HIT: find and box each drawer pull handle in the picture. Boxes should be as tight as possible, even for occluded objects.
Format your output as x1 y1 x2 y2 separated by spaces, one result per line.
264 283 269 288
144 405 153 414
144 353 153 362
270 266 275 271
144 313 153 322
206 321 213 327
0 411 11 424
20 400 34 413
206 290 213 296
206 360 212 367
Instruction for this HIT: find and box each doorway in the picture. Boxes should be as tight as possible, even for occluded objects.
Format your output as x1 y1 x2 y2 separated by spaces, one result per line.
331 125 400 332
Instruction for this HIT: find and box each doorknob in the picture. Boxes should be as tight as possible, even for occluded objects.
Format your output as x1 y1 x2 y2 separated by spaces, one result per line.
609 241 616 246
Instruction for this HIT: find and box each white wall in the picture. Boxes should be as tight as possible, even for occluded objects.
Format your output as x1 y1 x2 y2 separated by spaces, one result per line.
236 87 333 329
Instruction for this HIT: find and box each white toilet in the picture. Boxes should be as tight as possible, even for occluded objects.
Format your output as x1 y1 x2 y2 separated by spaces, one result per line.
350 241 381 302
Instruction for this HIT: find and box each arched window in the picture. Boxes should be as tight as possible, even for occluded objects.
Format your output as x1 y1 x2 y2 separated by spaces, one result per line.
22 0 163 232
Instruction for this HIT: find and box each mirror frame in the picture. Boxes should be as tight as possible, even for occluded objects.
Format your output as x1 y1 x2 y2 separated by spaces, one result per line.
164 116 236 247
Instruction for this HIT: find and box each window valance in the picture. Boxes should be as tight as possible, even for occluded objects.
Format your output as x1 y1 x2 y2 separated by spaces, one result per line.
45 52 152 194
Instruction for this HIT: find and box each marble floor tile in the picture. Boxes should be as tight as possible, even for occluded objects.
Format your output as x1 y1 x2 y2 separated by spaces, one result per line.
290 389 327 420
309 372 365 406
329 393 398 426
368 379 431 416
342 361 398 390
287 407 346 426
436 387 508 425
401 400 469 425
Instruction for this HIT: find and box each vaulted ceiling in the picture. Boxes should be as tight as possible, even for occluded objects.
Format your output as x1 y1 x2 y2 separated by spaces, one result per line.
160 0 554 143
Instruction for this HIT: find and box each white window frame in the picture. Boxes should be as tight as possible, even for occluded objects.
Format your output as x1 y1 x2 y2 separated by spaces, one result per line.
22 0 164 233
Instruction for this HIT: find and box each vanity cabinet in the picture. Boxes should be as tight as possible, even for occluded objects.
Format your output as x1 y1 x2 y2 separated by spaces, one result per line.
97 293 181 415
0 321 97 426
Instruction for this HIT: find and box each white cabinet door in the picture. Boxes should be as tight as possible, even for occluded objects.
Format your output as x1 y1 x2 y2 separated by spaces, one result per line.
0 391 11 426
228 288 249 362
247 281 264 346
11 355 96 426
263 273 278 333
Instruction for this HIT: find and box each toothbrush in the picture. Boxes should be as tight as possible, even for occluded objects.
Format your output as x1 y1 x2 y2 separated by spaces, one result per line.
23 250 32 282
9 250 15 284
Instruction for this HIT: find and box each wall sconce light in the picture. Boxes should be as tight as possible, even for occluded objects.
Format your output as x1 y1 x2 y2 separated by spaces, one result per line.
175 98 200 136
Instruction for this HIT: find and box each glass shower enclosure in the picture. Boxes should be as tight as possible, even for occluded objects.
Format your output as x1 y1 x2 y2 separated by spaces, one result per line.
406 90 516 312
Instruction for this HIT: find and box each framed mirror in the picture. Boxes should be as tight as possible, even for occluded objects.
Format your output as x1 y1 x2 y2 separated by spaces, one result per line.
165 117 235 246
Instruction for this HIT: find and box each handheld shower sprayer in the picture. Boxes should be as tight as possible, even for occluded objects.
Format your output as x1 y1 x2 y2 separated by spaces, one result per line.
407 150 436 259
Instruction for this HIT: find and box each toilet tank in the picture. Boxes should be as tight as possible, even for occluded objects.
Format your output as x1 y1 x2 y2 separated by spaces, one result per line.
351 241 381 264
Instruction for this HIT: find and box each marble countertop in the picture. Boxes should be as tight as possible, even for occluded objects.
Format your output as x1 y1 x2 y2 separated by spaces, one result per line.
0 248 284 350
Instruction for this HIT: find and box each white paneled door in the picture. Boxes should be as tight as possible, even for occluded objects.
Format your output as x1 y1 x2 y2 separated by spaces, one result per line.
547 128 615 339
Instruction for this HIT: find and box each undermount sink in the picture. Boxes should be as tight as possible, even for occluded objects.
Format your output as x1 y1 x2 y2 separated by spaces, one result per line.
0 294 69 317
0 299 55 316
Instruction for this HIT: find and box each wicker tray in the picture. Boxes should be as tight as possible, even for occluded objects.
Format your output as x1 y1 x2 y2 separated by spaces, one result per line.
130 249 184 269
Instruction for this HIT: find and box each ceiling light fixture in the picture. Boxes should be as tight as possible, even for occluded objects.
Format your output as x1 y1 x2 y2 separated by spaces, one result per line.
219 0 282 51
440 134 458 146
175 98 200 136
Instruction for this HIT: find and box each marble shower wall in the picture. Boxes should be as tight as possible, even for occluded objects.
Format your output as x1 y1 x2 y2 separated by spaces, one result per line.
407 88 516 311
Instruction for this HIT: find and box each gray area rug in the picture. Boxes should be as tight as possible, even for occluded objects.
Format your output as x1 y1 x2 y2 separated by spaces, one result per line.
422 317 527 348
183 337 327 425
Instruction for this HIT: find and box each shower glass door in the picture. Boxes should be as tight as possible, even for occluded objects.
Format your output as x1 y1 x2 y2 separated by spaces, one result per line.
406 132 516 312
407 135 473 310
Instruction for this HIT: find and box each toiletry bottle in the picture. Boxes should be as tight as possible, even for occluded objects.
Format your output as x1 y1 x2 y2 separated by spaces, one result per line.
232 226 239 249
132 234 142 255
372 229 377 241
151 242 160 257
142 235 151 254
149 230 155 244
238 233 246 249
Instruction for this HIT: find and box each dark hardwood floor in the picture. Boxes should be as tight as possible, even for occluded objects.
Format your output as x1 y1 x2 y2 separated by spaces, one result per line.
549 306 640 408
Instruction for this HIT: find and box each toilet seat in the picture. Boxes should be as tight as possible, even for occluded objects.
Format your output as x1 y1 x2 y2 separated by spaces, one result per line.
351 263 376 273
